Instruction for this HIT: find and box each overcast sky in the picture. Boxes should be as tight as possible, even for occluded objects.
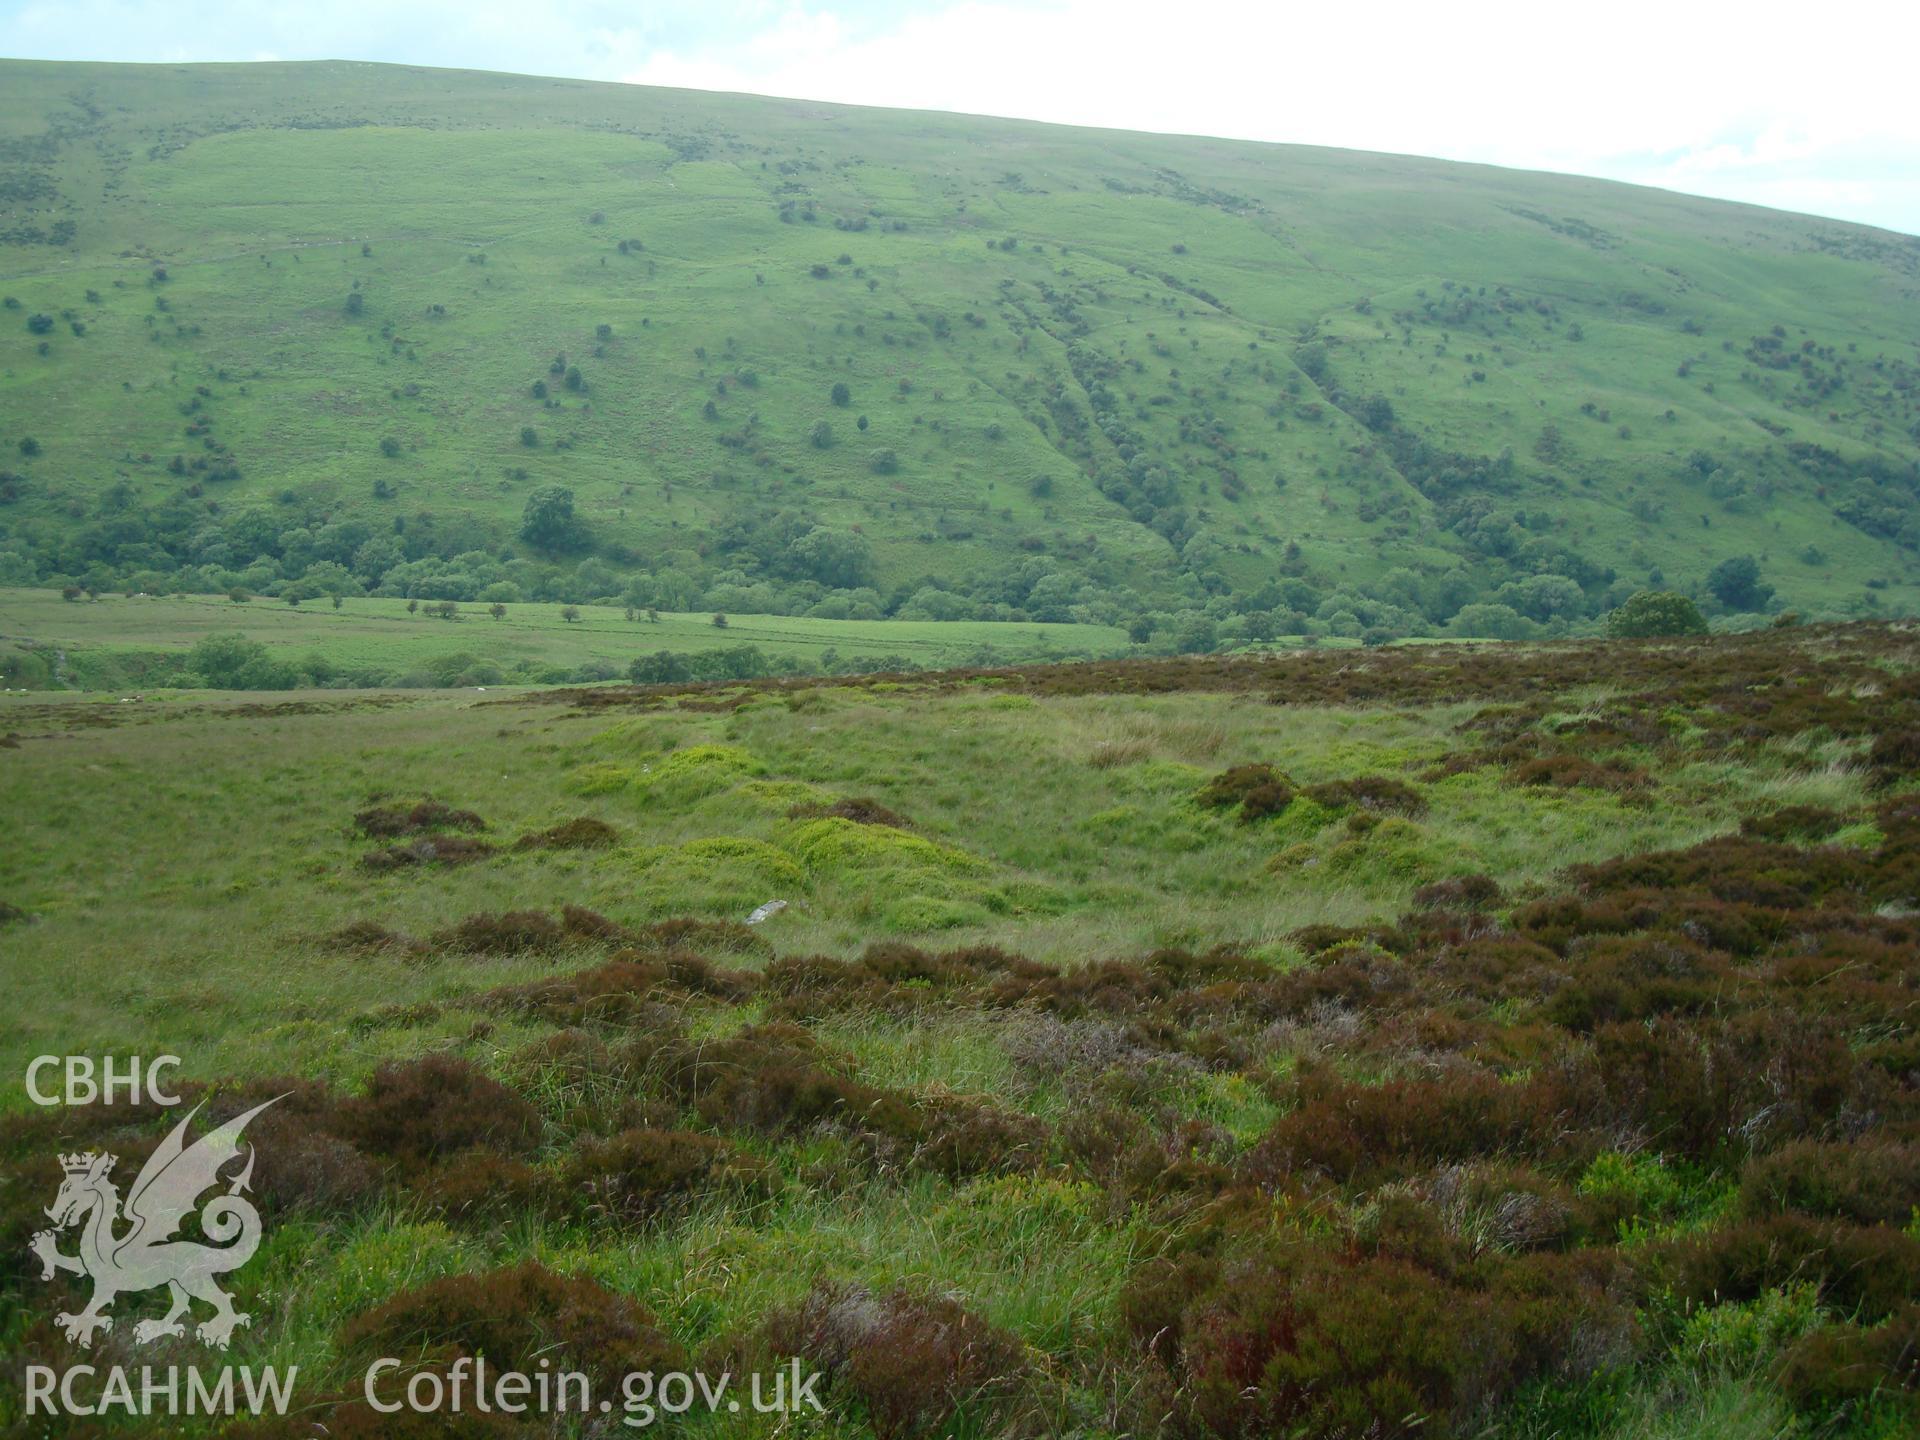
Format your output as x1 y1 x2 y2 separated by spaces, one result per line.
4 0 1916 235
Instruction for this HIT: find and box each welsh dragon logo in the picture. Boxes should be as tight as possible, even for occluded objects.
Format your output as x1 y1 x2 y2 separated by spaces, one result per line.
29 1097 281 1349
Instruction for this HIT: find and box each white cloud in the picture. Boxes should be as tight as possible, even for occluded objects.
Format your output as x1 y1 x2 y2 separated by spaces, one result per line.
3 0 1914 232
624 0 1920 234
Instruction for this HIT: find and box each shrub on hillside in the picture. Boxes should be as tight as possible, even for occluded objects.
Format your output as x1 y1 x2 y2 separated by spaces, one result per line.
1775 1305 1920 1417
1507 753 1648 791
1243 1066 1568 1186
519 485 589 551
430 909 567 953
787 796 912 829
360 836 496 870
1707 555 1774 612
1867 728 1920 789
1740 806 1848 842
1412 873 1502 910
1659 1216 1920 1325
206 1079 381 1216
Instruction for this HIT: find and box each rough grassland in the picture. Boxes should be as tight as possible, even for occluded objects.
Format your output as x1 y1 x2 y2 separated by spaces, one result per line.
1 623 1916 1438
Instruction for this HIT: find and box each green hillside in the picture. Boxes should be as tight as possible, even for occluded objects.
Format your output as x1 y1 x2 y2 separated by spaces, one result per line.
1 58 1917 640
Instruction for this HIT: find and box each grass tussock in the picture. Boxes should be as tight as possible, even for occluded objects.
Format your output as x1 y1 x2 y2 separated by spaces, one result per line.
352 799 487 839
512 816 621 850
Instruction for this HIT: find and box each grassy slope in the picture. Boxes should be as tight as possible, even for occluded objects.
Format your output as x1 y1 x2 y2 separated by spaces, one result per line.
0 586 1127 686
0 60 1915 615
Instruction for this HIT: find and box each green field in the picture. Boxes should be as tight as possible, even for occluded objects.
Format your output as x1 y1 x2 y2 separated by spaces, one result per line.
0 586 1128 689
3 624 1917 1437
0 59 1916 641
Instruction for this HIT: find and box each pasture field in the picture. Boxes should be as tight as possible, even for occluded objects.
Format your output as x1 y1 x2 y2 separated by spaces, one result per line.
1 622 1916 1437
0 586 1128 689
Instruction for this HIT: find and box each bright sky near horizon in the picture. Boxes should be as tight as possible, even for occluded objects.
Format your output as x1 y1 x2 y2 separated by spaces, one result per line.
3 0 1916 235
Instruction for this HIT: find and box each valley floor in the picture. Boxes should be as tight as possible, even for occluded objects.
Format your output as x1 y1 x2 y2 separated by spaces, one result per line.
0 587 1129 691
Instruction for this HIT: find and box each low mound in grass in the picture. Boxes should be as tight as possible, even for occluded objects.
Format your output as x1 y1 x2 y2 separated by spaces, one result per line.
1196 764 1297 823
513 816 621 850
737 778 834 812
648 743 764 789
779 817 1018 931
360 835 497 871
565 743 764 801
788 796 915 829
353 800 486 838
630 835 807 900
784 816 988 879
1322 817 1475 884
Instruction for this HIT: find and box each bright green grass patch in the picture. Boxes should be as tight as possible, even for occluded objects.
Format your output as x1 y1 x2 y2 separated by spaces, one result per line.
781 816 1018 930
735 778 832 813
1578 1150 1741 1246
629 835 808 904
645 743 765 794
563 760 646 796
1322 817 1486 884
1673 1284 1828 1375
565 741 763 801
783 816 990 881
